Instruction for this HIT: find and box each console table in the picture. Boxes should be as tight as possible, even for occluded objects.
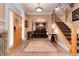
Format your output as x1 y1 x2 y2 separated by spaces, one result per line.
50 33 57 43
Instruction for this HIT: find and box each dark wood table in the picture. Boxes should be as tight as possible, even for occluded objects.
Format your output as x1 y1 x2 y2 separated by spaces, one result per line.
50 33 57 43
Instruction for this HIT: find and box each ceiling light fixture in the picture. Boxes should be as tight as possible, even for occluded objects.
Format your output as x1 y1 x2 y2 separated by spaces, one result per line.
39 24 43 27
35 3 43 12
55 7 59 11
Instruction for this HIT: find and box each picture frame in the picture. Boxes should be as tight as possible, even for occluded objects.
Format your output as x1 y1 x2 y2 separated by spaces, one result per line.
72 8 79 21
25 20 28 27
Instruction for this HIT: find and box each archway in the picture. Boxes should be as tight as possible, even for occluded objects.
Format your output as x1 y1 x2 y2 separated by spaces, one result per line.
32 18 48 38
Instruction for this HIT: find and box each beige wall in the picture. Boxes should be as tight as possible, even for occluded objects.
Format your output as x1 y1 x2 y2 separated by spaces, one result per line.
0 4 4 33
0 4 4 19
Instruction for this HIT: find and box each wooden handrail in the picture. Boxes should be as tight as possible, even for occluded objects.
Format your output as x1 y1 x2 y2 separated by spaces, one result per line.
53 13 77 55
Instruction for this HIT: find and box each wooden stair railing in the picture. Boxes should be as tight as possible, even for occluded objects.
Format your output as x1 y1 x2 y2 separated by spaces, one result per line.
54 13 77 55
54 14 71 44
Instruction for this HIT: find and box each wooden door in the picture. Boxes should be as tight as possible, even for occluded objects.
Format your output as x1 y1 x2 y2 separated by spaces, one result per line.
13 12 22 48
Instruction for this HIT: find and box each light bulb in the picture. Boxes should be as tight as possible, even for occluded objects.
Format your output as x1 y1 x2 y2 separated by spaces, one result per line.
36 7 43 12
55 7 59 11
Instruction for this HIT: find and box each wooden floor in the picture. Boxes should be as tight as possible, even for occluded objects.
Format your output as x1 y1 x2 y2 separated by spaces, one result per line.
9 38 70 56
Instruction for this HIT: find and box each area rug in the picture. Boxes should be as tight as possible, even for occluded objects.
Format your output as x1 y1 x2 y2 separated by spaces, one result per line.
23 40 58 53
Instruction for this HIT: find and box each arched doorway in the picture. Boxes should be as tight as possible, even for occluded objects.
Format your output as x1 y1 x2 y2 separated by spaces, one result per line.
32 18 48 38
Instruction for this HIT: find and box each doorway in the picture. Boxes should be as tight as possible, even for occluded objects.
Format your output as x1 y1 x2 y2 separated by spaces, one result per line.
33 22 47 38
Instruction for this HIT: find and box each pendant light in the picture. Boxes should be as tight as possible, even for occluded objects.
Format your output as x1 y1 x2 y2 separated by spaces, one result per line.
35 3 43 12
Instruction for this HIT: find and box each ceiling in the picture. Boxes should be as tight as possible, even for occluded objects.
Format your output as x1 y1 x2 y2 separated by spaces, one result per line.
19 3 63 15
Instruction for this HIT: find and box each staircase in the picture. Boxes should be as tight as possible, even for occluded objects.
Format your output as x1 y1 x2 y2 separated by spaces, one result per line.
54 14 79 55
54 14 71 44
77 37 79 53
56 22 71 43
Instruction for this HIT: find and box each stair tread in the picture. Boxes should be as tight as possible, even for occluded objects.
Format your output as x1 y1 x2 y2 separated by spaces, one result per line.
64 33 71 34
62 29 71 30
77 43 79 46
77 41 79 43
77 47 79 49
77 38 79 40
57 22 71 44
64 34 71 35
77 50 79 53
65 36 71 38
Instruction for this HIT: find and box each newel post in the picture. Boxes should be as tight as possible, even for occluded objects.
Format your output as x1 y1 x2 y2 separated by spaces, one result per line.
71 25 77 55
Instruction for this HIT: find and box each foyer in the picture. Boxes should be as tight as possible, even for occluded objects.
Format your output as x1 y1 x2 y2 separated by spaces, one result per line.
0 3 79 56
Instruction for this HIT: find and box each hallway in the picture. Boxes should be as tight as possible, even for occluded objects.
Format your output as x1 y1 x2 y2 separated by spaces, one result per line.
9 38 70 56
0 3 79 56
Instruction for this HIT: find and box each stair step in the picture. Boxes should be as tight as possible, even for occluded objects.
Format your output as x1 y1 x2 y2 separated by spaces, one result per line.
62 30 71 33
57 22 65 25
77 49 79 53
64 32 71 34
58 26 68 28
77 46 79 49
58 24 68 26
65 34 71 37
57 23 69 27
62 30 71 31
66 37 71 39
60 28 70 30
58 24 69 27
67 38 71 44
77 41 79 43
67 36 71 39
77 41 79 53
77 43 79 46
78 38 79 40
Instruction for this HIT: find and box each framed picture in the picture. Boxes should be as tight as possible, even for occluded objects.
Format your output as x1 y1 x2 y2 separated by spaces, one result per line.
72 8 79 21
25 20 28 27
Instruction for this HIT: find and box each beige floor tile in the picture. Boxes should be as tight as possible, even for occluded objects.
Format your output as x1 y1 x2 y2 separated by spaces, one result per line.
9 38 70 56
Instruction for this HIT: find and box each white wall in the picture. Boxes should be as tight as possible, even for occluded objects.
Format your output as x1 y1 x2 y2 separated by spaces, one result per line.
8 10 14 48
0 4 4 33
0 4 4 19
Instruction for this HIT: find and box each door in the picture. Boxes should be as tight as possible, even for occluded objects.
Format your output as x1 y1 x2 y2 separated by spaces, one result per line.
13 12 22 48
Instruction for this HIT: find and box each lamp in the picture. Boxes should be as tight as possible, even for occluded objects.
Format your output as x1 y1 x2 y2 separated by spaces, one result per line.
35 3 43 12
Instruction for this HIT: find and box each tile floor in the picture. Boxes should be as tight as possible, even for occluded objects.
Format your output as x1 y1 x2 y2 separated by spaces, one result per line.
9 38 70 56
